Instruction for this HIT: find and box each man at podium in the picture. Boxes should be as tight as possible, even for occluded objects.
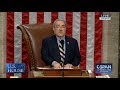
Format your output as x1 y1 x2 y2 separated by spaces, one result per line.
41 19 81 69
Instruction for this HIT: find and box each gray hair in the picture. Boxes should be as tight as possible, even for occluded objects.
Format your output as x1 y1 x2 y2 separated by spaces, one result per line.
53 19 66 28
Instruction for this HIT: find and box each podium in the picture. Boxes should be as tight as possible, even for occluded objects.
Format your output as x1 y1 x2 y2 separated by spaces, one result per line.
29 66 93 78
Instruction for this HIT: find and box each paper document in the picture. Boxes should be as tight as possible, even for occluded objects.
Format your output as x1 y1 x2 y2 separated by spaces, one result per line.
53 67 73 69
37 67 51 69
37 67 73 69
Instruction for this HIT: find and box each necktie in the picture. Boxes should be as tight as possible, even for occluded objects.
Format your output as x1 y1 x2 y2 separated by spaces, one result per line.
59 40 65 63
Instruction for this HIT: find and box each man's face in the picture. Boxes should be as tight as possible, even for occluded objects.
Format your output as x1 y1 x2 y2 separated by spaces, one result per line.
53 20 66 37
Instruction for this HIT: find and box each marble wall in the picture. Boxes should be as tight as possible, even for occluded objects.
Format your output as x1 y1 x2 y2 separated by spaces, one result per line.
102 12 119 78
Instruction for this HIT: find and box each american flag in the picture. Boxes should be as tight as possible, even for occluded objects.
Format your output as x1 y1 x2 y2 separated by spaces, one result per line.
6 12 103 78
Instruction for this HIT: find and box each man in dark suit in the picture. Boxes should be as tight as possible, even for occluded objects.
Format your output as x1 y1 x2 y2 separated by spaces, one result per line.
41 19 81 68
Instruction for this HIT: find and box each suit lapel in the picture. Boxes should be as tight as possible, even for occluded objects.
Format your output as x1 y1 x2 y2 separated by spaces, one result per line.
52 35 61 61
65 36 70 58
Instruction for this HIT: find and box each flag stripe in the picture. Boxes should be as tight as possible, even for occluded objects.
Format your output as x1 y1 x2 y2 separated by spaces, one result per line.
51 12 58 23
66 12 73 37
44 12 51 23
22 12 29 78
94 12 103 71
86 12 95 71
14 12 22 77
6 12 14 78
58 12 66 21
80 12 87 70
72 12 80 49
29 12 37 24
37 12 44 23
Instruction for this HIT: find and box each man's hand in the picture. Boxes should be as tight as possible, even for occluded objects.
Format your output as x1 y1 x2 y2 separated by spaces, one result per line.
53 63 62 69
64 64 73 68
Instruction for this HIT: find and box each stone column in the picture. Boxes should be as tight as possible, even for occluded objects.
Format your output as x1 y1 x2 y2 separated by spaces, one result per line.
102 12 119 78
118 12 120 78
0 12 6 78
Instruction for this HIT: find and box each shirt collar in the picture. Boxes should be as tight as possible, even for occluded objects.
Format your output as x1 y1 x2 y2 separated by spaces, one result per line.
56 35 65 41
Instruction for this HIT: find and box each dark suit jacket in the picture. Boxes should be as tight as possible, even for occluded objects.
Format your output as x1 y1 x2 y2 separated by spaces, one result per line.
41 35 81 66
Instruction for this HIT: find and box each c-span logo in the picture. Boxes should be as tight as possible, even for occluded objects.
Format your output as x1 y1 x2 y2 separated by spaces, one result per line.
6 63 25 73
99 14 111 20
95 63 112 74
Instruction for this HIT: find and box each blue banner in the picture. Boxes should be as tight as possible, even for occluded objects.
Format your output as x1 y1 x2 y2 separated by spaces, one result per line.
95 63 112 74
6 63 25 73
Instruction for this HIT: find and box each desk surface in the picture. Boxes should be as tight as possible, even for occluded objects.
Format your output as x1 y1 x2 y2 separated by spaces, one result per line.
29 66 93 78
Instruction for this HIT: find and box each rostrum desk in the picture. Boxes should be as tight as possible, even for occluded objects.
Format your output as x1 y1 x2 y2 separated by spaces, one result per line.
29 66 93 78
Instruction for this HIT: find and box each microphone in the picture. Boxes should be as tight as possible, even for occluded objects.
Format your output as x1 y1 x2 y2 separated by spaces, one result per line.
60 62 64 77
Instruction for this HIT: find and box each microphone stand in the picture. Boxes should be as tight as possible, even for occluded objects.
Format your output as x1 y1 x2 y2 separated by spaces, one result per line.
60 62 64 78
